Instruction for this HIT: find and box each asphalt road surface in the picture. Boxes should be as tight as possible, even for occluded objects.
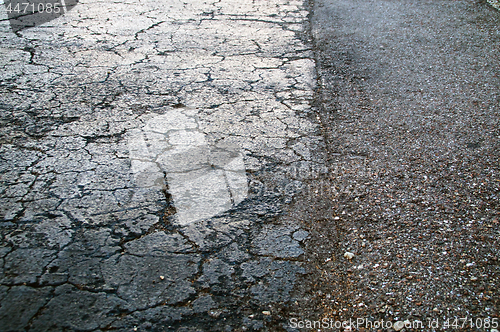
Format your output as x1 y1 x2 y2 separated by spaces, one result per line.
0 1 326 331
0 0 499 331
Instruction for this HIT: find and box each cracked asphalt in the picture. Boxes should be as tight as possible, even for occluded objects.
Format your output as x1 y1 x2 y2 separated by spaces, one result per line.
0 0 499 331
0 0 327 330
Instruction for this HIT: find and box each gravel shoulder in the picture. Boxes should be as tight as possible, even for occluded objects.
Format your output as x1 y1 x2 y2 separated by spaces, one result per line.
0 0 324 330
302 0 500 329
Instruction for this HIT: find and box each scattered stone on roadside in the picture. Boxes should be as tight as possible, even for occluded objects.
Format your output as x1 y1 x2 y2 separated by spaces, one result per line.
262 311 271 316
292 230 309 242
344 252 355 260
209 310 223 318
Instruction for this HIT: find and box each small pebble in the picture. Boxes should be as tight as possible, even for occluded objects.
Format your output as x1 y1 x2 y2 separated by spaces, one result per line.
160 276 165 280
344 252 355 260
262 311 271 315
209 310 222 318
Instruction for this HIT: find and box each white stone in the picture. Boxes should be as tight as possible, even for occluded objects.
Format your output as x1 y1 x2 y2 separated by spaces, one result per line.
344 252 355 260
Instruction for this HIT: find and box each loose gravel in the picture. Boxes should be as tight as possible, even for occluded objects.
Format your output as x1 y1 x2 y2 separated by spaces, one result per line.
294 0 500 330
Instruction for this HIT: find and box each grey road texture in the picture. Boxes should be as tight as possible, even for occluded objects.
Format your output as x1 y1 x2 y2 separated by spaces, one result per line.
0 0 499 331
0 0 325 330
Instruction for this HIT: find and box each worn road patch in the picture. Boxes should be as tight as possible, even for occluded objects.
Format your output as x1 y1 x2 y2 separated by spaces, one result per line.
127 109 248 226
